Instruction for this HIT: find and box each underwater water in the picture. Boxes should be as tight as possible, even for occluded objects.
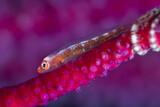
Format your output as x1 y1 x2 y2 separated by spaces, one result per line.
0 0 160 107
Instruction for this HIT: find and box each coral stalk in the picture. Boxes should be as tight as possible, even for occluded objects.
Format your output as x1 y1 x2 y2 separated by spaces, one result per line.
0 8 160 107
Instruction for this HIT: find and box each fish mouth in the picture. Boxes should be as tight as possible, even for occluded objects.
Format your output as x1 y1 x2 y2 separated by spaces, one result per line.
37 67 44 74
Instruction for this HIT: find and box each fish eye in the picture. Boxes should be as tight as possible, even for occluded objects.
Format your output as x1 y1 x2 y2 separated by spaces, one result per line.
41 61 50 70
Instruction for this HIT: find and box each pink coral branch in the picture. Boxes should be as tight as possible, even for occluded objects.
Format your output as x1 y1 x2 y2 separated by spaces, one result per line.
0 8 160 107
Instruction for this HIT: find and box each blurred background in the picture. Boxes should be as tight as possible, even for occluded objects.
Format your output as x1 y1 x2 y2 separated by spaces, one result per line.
0 0 160 107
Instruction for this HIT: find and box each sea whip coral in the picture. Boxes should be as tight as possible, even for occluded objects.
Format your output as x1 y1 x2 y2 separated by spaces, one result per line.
0 8 160 107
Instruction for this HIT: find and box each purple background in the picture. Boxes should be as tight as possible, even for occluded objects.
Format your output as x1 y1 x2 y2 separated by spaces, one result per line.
0 0 160 107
